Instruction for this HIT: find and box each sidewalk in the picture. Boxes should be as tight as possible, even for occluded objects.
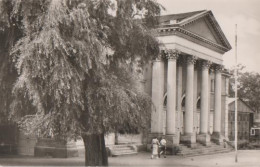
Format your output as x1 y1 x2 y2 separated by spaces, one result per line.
0 150 260 166
109 150 260 167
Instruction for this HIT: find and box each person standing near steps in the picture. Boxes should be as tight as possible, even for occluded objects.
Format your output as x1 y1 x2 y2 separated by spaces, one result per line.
151 137 160 159
159 136 166 158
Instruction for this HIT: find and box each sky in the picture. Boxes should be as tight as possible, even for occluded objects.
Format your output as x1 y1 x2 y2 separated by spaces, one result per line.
157 0 260 73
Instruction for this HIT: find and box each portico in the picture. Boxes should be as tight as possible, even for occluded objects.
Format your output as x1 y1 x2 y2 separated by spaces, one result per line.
146 10 231 148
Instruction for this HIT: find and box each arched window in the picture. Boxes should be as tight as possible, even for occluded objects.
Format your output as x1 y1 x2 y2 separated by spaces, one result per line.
181 97 185 107
211 79 215 92
197 98 201 109
163 96 167 107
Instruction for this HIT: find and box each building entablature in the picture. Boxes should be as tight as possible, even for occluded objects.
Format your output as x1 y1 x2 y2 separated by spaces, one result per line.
157 36 224 65
153 49 225 71
155 10 231 65
157 27 229 54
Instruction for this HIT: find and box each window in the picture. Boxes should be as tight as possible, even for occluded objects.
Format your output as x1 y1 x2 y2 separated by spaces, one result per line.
197 99 201 109
211 79 215 92
163 96 167 107
181 97 185 107
251 129 255 136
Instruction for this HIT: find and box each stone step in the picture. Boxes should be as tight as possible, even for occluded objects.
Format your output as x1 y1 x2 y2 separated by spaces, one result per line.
113 150 137 154
113 144 132 148
110 144 137 157
111 151 138 157
112 146 132 151
178 147 232 153
179 144 225 150
177 148 233 157
112 148 135 153
176 142 233 157
180 144 228 149
179 148 232 154
180 145 226 151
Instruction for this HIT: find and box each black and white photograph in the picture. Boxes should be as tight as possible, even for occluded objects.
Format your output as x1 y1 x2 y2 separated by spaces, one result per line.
0 0 260 166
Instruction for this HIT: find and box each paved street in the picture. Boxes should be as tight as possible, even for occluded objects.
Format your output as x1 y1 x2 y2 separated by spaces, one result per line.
0 150 260 166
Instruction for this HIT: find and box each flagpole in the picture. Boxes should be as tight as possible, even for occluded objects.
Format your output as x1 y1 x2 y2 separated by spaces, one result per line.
234 24 238 163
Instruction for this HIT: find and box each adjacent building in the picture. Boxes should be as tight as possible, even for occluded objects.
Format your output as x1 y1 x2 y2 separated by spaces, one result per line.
250 112 260 142
227 98 254 141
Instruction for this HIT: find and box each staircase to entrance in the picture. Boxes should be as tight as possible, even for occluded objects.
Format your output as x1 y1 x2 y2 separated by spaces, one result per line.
176 142 233 157
109 144 138 157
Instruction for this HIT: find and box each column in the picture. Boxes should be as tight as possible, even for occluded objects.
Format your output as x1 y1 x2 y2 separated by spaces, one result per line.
193 66 198 133
212 64 223 144
165 50 179 145
224 77 230 140
166 50 178 135
197 60 211 146
177 59 183 135
151 52 165 134
180 55 196 147
208 69 213 134
184 56 196 135
200 61 211 134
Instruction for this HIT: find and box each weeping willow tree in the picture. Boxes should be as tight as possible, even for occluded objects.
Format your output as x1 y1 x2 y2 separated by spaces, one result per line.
0 0 31 124
0 0 163 165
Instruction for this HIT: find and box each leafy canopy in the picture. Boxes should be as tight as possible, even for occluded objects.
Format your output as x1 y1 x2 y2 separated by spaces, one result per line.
229 64 260 113
0 0 163 139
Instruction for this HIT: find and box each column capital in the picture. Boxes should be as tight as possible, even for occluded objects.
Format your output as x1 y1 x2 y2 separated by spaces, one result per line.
153 50 165 62
209 67 214 74
186 55 197 65
177 56 184 65
166 49 180 61
214 64 224 73
201 60 212 70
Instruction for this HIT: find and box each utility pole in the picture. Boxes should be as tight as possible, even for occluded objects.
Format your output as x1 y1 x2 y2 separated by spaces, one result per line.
234 24 238 163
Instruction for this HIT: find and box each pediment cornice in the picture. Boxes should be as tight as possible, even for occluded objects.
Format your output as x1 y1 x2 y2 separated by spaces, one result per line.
156 10 232 54
157 26 229 54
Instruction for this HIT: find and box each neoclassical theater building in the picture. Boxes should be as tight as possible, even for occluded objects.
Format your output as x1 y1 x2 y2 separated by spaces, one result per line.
143 10 232 147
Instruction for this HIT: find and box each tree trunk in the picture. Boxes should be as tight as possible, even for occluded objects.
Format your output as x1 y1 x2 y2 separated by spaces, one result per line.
115 126 119 145
82 133 108 166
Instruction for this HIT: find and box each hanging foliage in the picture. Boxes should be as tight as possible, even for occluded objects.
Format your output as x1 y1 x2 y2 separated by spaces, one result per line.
0 0 163 165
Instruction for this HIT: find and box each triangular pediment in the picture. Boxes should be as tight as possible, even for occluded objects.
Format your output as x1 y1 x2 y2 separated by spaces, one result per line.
183 17 221 45
177 10 232 51
157 10 232 52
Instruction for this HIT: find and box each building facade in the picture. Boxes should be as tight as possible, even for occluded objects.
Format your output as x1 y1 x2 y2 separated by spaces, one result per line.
143 10 232 147
250 111 260 142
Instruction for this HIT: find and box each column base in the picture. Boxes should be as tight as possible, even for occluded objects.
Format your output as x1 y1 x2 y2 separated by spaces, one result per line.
165 134 179 146
211 132 224 145
197 133 211 146
163 134 180 155
180 133 196 148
